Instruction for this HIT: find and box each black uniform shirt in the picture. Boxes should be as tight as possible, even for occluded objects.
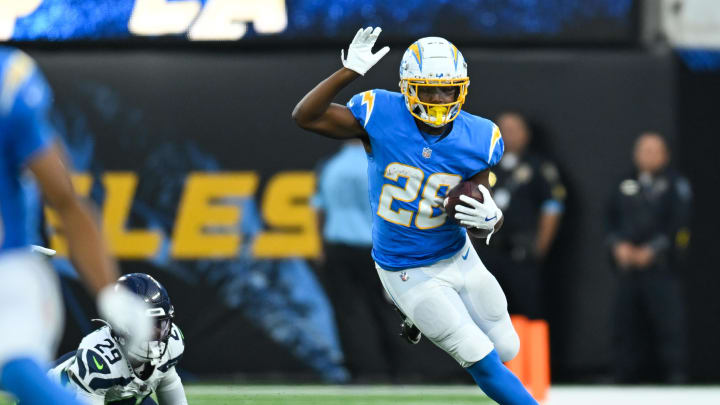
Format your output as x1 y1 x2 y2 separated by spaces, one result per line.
606 168 692 269
490 152 566 261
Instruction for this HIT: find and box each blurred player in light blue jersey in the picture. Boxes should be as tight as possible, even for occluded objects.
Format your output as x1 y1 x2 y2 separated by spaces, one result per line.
0 47 151 405
293 28 538 404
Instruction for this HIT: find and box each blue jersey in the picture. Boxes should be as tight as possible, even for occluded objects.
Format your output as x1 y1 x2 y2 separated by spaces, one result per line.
0 48 54 253
347 90 503 270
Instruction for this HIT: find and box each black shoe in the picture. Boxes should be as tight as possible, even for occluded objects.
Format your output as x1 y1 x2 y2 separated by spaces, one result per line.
401 319 422 345
393 306 421 344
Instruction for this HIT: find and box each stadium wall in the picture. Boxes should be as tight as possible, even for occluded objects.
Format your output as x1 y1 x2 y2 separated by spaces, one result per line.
27 48 701 382
675 62 720 383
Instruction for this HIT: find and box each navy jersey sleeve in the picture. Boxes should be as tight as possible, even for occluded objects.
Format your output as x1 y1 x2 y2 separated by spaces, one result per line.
2 51 54 168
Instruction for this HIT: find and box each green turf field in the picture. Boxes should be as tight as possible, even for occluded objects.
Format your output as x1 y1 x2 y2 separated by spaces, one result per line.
0 385 492 405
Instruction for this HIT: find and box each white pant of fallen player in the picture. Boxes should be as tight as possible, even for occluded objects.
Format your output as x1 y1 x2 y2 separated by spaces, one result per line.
547 385 720 405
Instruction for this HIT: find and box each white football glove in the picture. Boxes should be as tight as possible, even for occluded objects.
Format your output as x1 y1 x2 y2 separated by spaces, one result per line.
341 27 390 76
97 284 152 349
453 184 503 245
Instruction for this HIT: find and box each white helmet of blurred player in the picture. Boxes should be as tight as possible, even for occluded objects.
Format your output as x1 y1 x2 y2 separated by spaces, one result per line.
399 37 469 127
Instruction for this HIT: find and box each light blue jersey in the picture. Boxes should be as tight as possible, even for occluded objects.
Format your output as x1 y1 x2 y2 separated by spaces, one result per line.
314 143 373 246
347 89 503 270
0 48 54 253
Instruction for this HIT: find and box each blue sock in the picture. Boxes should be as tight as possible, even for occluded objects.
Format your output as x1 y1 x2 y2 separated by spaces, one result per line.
465 350 538 405
1 357 83 405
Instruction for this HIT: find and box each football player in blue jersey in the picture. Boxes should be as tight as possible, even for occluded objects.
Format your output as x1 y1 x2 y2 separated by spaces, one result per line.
0 47 151 405
293 28 538 404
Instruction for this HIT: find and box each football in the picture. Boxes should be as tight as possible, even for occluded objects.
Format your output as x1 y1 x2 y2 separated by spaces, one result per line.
444 181 492 239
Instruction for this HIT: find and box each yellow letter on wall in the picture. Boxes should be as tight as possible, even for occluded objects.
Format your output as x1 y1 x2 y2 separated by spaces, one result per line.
171 172 258 259
45 173 93 257
253 171 320 258
103 172 161 259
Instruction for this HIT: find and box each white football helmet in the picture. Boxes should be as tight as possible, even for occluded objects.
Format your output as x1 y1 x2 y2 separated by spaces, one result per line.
399 37 469 127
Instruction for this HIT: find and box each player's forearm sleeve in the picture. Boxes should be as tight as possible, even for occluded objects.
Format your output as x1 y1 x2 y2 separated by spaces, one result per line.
157 368 188 405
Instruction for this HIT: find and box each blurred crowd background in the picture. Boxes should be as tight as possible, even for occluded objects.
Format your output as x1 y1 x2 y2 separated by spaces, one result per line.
6 0 720 387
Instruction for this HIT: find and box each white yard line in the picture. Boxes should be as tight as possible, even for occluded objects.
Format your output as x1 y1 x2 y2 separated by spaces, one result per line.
547 386 720 405
187 384 720 405
186 385 483 396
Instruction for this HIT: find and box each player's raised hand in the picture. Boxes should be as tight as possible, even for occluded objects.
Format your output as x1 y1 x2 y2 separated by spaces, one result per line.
97 284 152 348
341 27 390 76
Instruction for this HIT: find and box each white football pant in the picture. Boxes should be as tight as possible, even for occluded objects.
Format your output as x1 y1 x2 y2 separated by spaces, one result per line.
0 249 64 368
376 235 519 368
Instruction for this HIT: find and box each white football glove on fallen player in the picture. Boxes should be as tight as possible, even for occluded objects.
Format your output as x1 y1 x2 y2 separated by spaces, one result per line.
341 27 390 76
97 284 152 348
453 184 503 245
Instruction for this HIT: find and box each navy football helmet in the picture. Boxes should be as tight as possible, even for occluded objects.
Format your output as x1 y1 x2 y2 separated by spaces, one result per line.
114 273 175 365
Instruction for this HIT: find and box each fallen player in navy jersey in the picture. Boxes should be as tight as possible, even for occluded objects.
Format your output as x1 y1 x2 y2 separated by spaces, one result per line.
49 274 187 405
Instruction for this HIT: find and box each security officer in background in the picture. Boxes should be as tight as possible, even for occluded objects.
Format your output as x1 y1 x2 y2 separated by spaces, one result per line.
475 112 566 319
607 132 691 383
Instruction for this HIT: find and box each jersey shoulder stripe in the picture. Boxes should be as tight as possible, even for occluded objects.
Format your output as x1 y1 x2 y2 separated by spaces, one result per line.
488 123 502 164
76 327 127 381
88 376 134 391
347 89 376 128
347 89 401 130
75 349 87 379
361 90 375 127
0 50 35 114
158 354 183 373
85 348 111 376
69 371 92 393
457 112 504 168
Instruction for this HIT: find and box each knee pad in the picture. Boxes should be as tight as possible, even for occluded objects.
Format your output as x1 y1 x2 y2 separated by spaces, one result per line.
443 324 494 368
494 329 520 362
463 266 508 322
412 296 461 340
